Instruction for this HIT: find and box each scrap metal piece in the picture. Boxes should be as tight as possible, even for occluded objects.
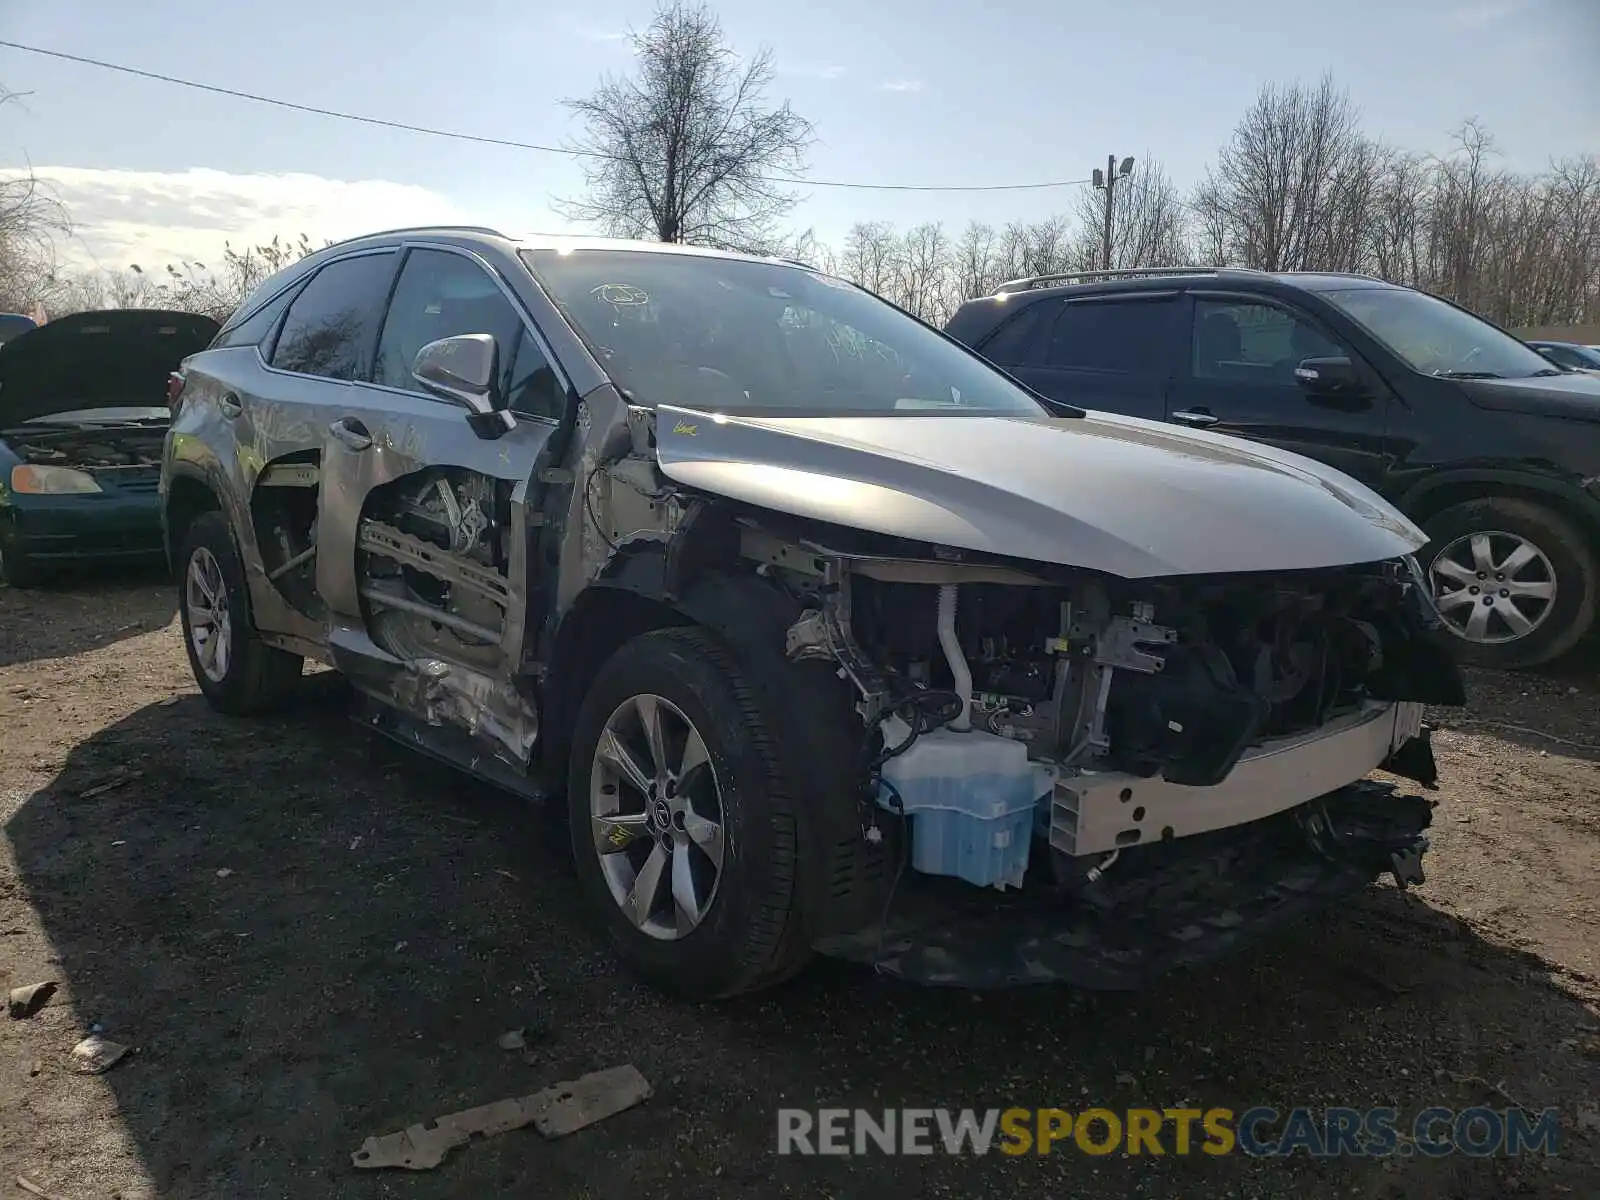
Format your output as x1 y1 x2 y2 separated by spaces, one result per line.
351 1063 652 1171
8 981 56 1020
69 1033 131 1074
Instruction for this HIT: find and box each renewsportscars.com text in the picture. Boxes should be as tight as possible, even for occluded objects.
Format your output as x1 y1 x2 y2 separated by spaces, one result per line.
776 1106 1562 1158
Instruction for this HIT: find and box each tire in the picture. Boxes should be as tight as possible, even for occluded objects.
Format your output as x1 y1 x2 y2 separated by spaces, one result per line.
0 544 40 589
176 511 304 714
566 626 810 1000
1421 497 1598 670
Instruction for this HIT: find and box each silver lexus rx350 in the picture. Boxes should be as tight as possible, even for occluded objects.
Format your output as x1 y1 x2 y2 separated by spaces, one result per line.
161 227 1465 998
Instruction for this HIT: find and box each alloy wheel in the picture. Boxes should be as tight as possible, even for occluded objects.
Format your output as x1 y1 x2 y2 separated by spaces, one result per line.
1429 530 1557 645
186 546 233 682
588 693 725 941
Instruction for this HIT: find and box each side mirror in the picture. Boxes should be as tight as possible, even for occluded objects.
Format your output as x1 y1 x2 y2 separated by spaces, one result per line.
412 333 516 439
1294 356 1369 406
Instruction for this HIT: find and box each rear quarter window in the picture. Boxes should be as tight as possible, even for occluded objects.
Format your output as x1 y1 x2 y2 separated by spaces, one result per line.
976 303 1054 364
211 283 302 352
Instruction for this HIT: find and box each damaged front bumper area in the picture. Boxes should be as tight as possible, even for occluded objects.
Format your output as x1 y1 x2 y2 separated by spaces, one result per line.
752 524 1462 990
813 777 1435 990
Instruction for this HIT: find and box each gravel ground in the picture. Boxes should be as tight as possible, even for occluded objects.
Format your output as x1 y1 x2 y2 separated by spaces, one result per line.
0 571 1597 1199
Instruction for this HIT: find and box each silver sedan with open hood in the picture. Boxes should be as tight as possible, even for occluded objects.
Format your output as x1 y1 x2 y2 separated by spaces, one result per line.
162 229 1465 998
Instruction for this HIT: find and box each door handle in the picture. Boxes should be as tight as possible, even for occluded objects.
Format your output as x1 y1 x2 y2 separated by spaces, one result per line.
328 417 373 452
1170 409 1219 428
218 392 243 418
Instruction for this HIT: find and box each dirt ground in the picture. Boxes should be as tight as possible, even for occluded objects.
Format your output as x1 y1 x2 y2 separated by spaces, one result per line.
0 571 1597 1199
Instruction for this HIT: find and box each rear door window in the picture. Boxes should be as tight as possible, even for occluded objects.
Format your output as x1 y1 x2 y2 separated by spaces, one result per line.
269 252 397 380
1045 298 1179 373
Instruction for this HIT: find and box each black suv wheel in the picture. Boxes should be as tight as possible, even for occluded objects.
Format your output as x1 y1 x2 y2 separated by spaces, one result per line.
1422 497 1598 669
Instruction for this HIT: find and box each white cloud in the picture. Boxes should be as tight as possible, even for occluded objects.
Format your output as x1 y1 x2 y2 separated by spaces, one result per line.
12 166 471 273
878 79 923 93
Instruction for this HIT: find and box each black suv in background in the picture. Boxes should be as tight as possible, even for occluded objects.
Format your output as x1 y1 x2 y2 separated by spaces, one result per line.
945 269 1600 669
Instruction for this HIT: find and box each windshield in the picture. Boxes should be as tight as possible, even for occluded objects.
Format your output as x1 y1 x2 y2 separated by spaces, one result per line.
1322 287 1558 380
521 249 1048 417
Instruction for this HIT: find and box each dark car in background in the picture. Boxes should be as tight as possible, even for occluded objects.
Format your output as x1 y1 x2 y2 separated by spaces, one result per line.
0 308 218 586
946 269 1600 670
0 313 38 346
1528 340 1600 372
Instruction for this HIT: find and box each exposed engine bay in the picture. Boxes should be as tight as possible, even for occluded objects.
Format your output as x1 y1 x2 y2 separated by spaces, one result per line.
5 422 165 470
747 518 1458 920
845 565 1421 786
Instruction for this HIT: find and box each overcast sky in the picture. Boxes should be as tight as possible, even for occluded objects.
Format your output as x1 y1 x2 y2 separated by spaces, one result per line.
2 0 1596 275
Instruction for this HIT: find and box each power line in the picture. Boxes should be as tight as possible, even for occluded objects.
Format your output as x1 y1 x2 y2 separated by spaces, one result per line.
0 40 1095 194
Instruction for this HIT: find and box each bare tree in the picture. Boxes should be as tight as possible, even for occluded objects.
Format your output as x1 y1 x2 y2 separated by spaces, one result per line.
1190 75 1378 271
556 1 813 251
838 221 902 296
0 86 69 313
815 74 1600 333
1069 155 1193 269
895 222 952 321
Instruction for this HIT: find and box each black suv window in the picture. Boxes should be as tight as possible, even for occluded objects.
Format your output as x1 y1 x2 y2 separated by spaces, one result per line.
1537 344 1583 369
1045 299 1175 373
270 252 395 380
978 303 1055 365
374 248 559 417
1192 299 1342 384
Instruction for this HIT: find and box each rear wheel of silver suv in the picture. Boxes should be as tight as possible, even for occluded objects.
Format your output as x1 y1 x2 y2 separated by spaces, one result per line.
1422 497 1597 670
177 512 304 714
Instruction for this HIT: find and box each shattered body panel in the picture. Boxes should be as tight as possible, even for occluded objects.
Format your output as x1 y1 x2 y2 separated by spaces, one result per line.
163 229 1467 995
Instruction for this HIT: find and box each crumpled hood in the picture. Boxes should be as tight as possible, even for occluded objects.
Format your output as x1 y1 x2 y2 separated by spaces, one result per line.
0 309 219 428
653 405 1425 579
1459 372 1600 422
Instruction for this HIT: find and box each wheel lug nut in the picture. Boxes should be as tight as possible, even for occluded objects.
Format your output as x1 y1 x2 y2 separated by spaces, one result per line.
1469 586 1479 594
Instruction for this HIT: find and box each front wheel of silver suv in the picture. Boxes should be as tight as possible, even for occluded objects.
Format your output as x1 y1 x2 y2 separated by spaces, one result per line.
177 512 304 714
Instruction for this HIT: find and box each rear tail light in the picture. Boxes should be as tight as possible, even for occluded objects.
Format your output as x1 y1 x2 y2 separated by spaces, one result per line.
167 371 186 407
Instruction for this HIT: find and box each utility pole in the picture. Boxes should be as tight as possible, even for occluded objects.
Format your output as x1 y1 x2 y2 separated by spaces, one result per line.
1092 155 1136 271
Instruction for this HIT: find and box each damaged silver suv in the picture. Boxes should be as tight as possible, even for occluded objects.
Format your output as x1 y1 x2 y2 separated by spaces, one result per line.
162 228 1466 998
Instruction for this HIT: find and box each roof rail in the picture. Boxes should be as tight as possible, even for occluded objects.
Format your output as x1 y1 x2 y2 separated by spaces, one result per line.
318 224 508 252
993 266 1257 293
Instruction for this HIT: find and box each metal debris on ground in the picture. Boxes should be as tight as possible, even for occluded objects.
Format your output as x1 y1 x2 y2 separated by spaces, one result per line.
350 1063 653 1171
7 981 56 1020
15 1176 67 1200
69 1033 131 1075
214 868 234 879
76 768 142 799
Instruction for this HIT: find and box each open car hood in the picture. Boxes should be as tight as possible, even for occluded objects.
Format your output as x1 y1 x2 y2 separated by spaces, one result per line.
653 405 1425 579
0 309 219 428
